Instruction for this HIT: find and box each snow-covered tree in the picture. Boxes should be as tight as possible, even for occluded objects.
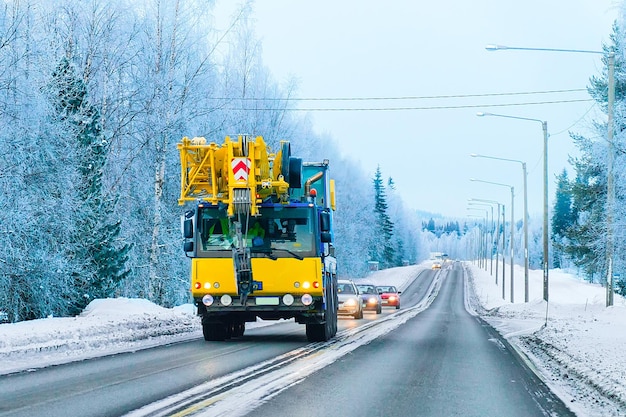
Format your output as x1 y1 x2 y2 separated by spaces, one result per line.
562 21 626 284
369 166 395 268
551 169 575 269
49 55 131 312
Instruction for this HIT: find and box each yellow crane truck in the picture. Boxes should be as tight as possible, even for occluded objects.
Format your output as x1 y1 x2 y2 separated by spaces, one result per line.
178 135 338 342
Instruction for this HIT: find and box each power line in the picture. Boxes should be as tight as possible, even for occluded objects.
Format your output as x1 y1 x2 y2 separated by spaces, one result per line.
227 98 593 111
210 88 587 102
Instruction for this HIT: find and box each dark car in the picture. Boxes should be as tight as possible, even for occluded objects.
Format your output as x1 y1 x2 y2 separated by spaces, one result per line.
377 285 401 309
337 279 364 319
356 283 382 314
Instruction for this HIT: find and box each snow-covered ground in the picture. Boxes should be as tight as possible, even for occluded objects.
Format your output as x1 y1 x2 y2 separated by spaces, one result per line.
466 260 626 417
1 261 624 416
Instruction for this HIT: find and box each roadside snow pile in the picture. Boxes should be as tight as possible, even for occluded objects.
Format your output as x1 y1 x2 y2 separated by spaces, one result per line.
353 264 423 291
0 298 201 375
0 265 422 376
467 262 626 417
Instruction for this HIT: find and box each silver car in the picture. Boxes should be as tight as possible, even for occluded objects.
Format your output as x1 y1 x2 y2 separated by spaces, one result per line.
337 279 363 319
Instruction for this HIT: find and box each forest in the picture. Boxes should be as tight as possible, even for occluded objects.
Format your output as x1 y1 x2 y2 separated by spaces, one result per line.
1 1 623 322
0 1 427 322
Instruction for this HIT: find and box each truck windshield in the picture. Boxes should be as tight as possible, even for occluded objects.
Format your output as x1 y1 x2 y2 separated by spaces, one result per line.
197 206 317 258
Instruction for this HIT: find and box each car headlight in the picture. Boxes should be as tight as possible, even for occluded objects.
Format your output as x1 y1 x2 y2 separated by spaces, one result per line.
344 298 356 306
368 296 377 304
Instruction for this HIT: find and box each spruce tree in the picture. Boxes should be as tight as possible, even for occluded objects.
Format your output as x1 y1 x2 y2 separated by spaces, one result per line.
551 169 575 268
564 147 607 279
50 56 130 313
370 166 395 268
562 22 626 282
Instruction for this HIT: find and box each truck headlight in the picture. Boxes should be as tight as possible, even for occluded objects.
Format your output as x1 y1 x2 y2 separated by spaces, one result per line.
202 294 214 306
283 294 294 306
301 294 313 306
220 294 232 306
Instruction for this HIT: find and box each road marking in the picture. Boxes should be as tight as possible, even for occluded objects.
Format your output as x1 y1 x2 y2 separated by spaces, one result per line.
124 273 442 417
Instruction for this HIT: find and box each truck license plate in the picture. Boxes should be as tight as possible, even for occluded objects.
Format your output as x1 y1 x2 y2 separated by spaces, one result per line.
255 297 280 306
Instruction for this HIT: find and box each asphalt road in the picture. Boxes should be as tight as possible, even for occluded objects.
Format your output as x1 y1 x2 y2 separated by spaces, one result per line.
0 322 310 417
250 263 575 417
0 264 574 417
0 268 433 417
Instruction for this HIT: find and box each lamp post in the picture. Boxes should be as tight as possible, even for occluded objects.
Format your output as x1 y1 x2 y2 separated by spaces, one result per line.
476 112 547 302
467 214 486 266
485 43 615 307
468 207 489 269
469 198 504 286
471 153 529 302
469 202 495 275
471 178 515 302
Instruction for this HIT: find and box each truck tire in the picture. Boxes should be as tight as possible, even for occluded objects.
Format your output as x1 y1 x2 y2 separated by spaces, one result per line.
306 317 332 342
288 157 302 189
280 142 291 183
306 282 337 342
202 317 227 341
232 320 245 337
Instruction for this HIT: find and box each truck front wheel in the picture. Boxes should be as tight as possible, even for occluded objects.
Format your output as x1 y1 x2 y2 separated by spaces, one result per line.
202 317 227 341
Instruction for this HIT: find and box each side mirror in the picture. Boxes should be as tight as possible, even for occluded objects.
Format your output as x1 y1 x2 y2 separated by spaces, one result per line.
321 231 332 243
320 211 331 232
184 241 194 252
183 218 193 238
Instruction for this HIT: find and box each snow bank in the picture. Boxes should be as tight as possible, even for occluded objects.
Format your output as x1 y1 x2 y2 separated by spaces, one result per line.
0 298 201 375
468 261 626 416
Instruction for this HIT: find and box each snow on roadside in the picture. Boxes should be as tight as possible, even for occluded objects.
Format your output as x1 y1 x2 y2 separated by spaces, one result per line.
466 261 626 417
0 298 202 375
0 265 421 376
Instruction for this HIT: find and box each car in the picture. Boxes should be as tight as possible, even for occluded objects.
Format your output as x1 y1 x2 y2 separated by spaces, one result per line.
356 283 382 314
376 285 401 309
431 261 442 269
337 279 363 319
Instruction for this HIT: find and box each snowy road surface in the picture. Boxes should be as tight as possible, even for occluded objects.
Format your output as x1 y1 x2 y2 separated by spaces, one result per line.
1 262 626 416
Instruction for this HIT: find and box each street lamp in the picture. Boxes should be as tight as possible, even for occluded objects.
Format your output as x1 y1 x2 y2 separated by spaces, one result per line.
469 202 495 275
485 43 615 307
467 207 489 270
469 198 504 287
471 178 515 302
467 214 486 266
476 112 547 302
471 153 529 302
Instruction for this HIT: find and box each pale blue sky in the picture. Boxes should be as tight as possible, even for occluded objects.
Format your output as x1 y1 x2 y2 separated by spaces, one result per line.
216 0 620 220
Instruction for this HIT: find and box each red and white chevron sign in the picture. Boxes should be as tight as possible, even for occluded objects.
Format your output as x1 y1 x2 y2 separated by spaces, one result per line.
231 158 251 181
